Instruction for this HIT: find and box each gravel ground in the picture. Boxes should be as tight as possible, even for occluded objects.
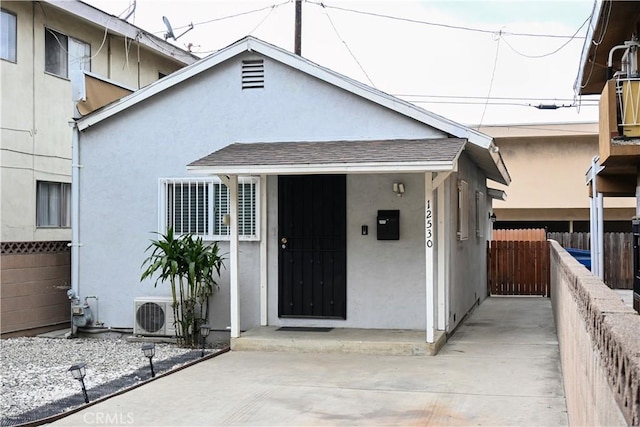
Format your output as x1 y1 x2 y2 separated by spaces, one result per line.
1 336 220 422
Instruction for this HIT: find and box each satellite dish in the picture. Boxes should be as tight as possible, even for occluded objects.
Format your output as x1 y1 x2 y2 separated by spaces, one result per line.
162 16 194 42
162 16 175 41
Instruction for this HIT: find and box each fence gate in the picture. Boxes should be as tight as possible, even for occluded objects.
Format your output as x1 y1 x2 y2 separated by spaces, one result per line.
487 240 550 296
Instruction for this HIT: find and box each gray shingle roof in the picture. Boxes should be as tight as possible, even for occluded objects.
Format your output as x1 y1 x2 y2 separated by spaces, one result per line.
189 138 466 168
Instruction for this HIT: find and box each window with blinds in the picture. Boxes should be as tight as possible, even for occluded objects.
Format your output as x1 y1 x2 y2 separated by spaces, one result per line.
1 9 17 62
36 181 71 227
160 177 259 241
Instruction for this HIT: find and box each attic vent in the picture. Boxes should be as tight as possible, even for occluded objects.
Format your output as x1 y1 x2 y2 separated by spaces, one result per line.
242 59 264 89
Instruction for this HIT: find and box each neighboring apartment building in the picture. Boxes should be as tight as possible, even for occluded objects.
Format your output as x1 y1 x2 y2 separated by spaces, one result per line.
574 0 640 310
481 122 636 233
0 0 197 335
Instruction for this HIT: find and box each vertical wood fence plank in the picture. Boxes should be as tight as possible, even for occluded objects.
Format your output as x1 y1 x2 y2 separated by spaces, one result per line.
487 239 551 297
546 231 632 289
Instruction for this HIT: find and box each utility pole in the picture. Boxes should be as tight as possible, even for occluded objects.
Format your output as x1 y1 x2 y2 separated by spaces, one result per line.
294 0 302 55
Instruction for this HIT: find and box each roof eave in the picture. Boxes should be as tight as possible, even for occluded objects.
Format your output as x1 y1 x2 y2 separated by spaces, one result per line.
45 0 199 66
187 161 457 176
575 1 603 95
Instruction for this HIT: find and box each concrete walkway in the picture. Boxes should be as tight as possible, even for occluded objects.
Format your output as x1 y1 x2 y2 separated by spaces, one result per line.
52 297 567 426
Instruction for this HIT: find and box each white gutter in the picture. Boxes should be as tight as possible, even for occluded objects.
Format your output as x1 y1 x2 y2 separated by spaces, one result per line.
187 161 457 176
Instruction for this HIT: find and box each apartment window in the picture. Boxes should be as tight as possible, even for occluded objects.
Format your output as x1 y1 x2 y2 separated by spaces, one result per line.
1 9 17 62
37 181 71 227
457 180 469 241
45 28 90 78
160 177 259 241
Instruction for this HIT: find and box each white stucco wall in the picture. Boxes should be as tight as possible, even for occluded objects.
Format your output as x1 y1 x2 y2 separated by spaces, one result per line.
77 51 494 332
447 153 489 331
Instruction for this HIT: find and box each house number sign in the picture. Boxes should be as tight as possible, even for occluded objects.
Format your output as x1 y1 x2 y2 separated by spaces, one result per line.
425 200 433 248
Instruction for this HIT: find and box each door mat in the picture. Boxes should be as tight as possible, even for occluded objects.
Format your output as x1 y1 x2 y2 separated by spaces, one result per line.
276 327 333 332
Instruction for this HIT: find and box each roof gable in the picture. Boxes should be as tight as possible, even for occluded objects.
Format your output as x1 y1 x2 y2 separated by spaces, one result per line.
75 35 509 185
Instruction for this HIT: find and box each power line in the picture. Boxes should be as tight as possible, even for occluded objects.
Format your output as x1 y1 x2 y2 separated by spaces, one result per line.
478 32 502 129
319 2 376 88
401 99 597 109
307 1 587 39
247 5 278 35
500 14 591 59
164 1 291 34
395 94 593 102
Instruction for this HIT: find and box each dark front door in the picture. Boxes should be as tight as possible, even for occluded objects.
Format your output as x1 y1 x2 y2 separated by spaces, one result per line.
278 175 346 319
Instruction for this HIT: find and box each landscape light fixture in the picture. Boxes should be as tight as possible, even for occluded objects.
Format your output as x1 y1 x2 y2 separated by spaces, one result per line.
142 343 156 378
200 324 211 357
68 363 89 403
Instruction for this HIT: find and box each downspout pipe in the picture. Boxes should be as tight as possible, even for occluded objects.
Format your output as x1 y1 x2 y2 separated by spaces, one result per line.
70 119 81 298
607 41 640 79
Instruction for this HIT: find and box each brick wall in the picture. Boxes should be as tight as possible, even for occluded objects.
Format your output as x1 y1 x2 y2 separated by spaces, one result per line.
1 242 71 335
550 240 639 426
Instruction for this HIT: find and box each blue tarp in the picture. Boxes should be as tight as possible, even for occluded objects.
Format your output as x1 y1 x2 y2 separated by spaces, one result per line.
566 248 591 270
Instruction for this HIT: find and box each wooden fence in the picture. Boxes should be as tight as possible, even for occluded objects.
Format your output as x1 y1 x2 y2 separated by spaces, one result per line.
492 228 546 241
547 232 632 289
487 240 550 296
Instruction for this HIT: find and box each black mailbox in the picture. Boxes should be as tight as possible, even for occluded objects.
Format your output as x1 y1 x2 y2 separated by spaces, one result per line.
377 210 399 240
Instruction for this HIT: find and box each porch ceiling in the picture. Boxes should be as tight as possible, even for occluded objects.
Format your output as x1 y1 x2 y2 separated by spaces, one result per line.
187 138 466 175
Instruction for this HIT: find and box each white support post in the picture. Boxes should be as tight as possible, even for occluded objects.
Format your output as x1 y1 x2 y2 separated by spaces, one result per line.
590 157 599 277
597 192 604 280
425 172 435 343
220 175 240 338
437 179 447 331
259 175 268 326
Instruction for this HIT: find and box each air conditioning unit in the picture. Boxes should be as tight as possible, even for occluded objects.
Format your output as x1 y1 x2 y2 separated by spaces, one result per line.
133 297 176 336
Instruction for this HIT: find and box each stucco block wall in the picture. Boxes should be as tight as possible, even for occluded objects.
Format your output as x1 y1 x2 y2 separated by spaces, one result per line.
550 240 639 426
1 250 70 334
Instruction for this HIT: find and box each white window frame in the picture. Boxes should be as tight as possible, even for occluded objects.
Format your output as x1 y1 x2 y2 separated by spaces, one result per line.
457 179 469 241
36 181 71 228
44 27 90 78
1 9 17 63
159 177 260 241
476 190 484 238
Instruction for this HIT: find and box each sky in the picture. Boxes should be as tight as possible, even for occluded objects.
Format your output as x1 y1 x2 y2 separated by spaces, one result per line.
84 0 599 127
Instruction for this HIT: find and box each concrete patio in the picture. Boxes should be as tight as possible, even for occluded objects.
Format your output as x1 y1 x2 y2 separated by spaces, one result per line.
52 297 568 426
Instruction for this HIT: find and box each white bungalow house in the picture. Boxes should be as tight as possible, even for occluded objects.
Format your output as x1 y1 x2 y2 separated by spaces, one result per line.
72 36 510 352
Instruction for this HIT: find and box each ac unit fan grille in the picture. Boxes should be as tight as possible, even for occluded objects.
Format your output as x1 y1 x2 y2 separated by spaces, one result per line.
136 302 166 333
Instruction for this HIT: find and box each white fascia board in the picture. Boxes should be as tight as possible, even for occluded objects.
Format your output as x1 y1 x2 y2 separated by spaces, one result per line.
45 0 198 65
493 151 511 185
77 42 248 131
187 161 456 176
487 188 507 201
575 0 603 94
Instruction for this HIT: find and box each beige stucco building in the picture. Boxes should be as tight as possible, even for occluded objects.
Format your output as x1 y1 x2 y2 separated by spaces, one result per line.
481 122 636 232
0 0 197 335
